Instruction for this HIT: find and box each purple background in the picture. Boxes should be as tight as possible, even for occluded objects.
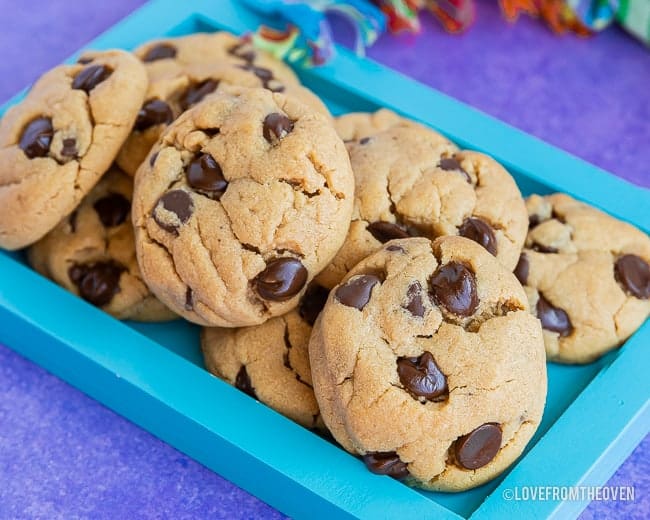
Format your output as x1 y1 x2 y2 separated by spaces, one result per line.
0 0 648 518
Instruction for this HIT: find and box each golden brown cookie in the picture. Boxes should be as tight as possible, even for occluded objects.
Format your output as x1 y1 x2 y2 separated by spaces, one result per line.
0 50 147 250
309 236 546 491
334 109 423 142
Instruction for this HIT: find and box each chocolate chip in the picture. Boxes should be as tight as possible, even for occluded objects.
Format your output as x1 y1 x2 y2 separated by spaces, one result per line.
134 99 173 131
153 190 193 234
429 262 479 317
72 64 112 93
359 137 371 145
19 117 53 158
455 423 502 470
142 43 177 62
458 217 497 256
265 81 285 93
438 157 471 183
254 258 308 301
536 294 572 336
397 351 448 401
404 281 426 317
228 42 256 62
531 243 559 254
386 245 405 253
93 193 130 227
149 151 159 167
263 113 294 143
367 221 410 243
61 138 77 158
615 254 650 299
299 284 330 326
246 65 273 81
335 274 381 311
77 56 93 64
179 79 219 111
68 261 124 307
363 452 409 480
185 287 193 311
185 153 228 199
235 365 256 399
514 253 529 285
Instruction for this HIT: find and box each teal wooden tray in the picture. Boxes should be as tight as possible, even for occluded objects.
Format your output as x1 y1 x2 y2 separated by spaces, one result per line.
1 1 648 518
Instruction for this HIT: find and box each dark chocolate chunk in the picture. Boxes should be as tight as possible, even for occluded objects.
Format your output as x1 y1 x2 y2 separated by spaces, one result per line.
359 137 371 145
61 138 77 158
185 153 228 198
454 423 502 470
404 281 426 317
299 284 330 326
72 64 112 93
134 99 174 131
429 262 479 317
254 258 308 301
153 190 193 234
19 117 53 158
235 365 257 399
185 287 193 311
513 253 529 285
93 193 131 227
335 274 381 311
142 43 177 62
438 157 471 183
179 79 219 110
367 221 410 243
458 217 497 256
531 243 559 254
615 254 650 299
536 294 572 336
263 113 294 143
68 261 124 307
228 42 256 62
397 351 448 401
363 452 409 480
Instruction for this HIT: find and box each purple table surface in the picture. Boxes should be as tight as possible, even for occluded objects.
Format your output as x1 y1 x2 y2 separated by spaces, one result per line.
0 1 648 518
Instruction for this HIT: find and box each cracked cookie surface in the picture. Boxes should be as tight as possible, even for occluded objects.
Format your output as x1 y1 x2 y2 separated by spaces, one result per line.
0 49 147 250
28 166 175 321
516 193 650 363
132 86 354 327
117 32 329 176
309 236 546 491
315 124 528 289
201 283 329 429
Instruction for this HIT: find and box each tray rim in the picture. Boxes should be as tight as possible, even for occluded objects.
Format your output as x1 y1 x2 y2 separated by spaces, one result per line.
1 1 649 519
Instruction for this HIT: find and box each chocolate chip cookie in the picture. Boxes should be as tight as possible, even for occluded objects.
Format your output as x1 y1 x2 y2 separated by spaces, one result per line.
0 50 147 250
201 283 330 429
132 86 354 327
315 125 528 288
515 193 650 363
334 109 423 142
117 32 328 176
309 236 546 491
28 166 175 321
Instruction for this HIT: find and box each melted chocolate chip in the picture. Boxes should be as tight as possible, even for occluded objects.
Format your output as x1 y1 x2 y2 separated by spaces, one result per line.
263 113 294 143
142 43 177 62
429 262 479 317
61 138 77 158
514 253 529 285
404 281 426 317
397 351 448 401
454 423 502 470
363 452 409 480
179 79 219 111
386 245 405 253
359 137 371 145
367 221 410 243
228 42 256 62
458 217 497 256
185 153 228 198
536 294 572 336
19 117 53 158
254 258 308 301
93 193 130 227
335 274 381 311
134 99 174 131
153 190 193 234
615 254 650 299
235 365 257 399
531 243 559 254
299 284 330 326
72 64 112 93
185 287 193 311
438 157 471 183
68 261 124 307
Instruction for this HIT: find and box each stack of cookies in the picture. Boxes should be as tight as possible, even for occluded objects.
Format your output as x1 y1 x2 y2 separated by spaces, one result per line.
1 31 649 493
